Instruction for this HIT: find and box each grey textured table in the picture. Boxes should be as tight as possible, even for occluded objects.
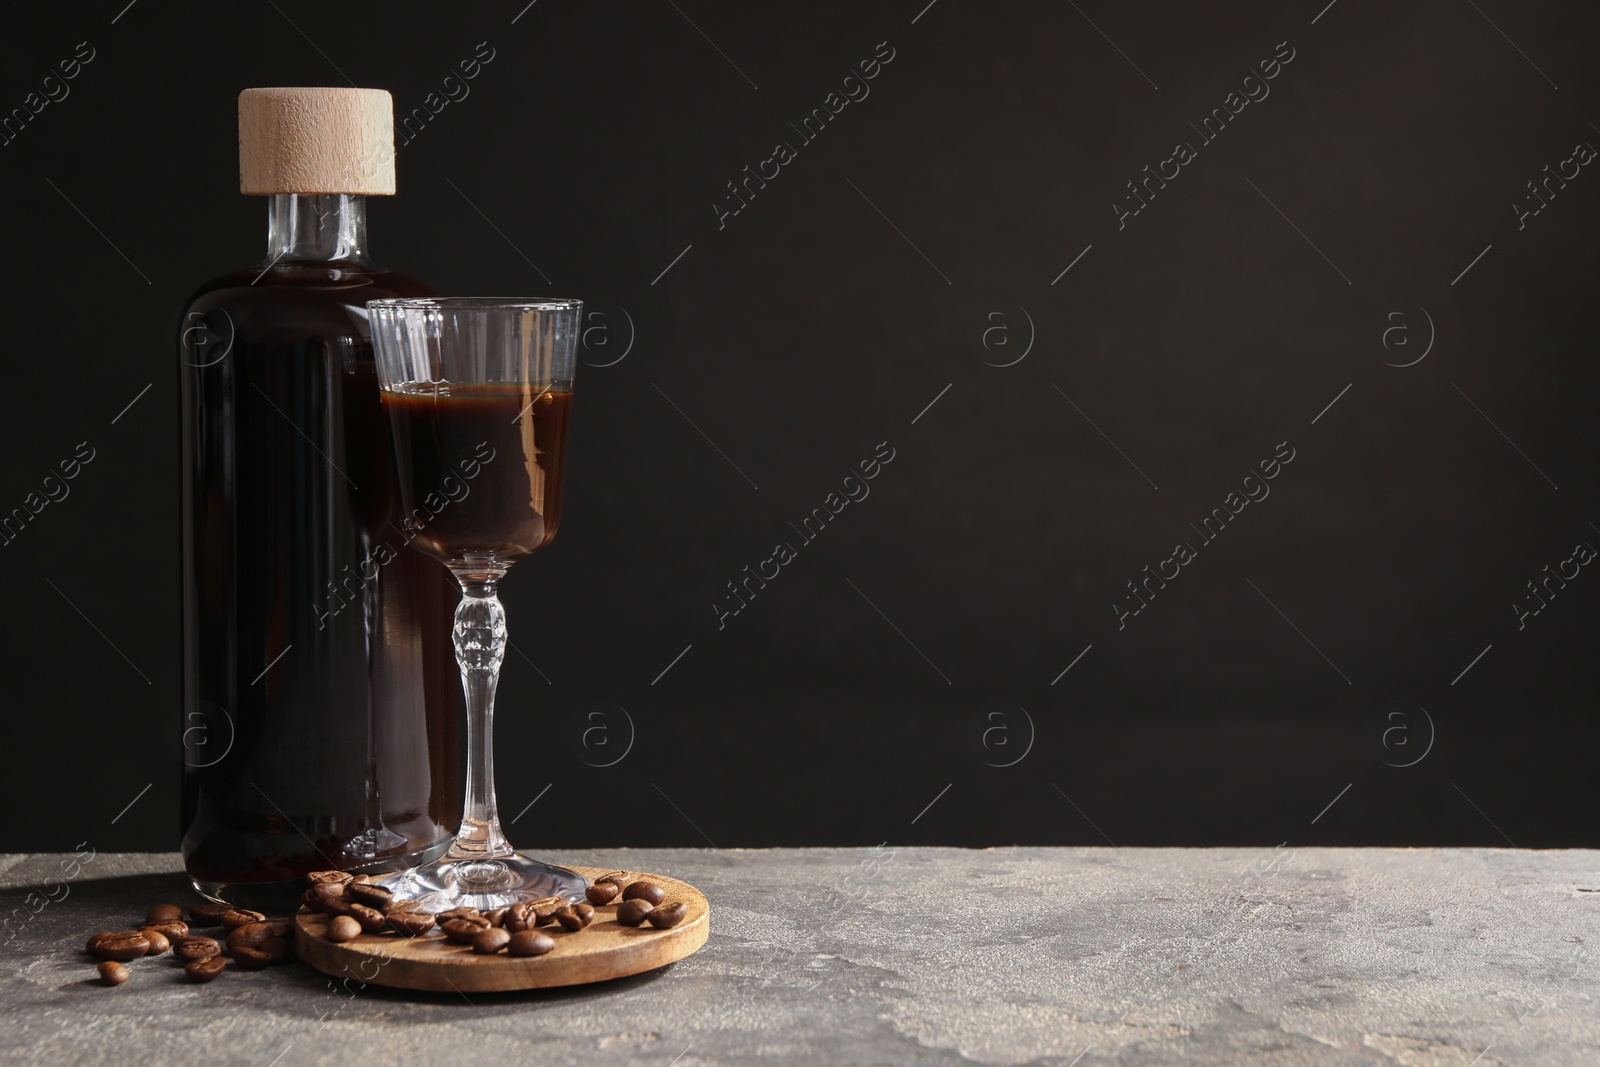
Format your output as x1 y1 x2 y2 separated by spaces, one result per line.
3 848 1597 1065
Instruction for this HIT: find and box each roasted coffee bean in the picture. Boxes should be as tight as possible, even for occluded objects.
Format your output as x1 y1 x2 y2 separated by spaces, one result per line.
441 916 492 944
472 928 511 955
384 911 436 937
227 922 278 950
585 882 620 906
484 906 509 928
142 920 189 941
306 870 353 887
189 902 231 926
646 902 688 929
437 906 483 922
554 904 594 932
615 899 654 927
232 946 272 970
141 930 171 956
346 883 394 909
622 881 665 906
507 930 555 957
90 931 151 962
260 937 292 964
530 896 566 925
145 903 184 925
85 932 112 954
349 873 375 884
348 903 387 934
502 902 535 933
185 956 226 983
594 870 630 887
173 936 223 962
97 960 129 986
325 916 361 943
219 909 267 932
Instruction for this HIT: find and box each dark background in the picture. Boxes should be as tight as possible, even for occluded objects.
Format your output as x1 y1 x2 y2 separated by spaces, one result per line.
2 1 1595 853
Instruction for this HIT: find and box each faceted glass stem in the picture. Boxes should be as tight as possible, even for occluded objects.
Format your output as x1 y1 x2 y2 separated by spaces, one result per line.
446 575 514 868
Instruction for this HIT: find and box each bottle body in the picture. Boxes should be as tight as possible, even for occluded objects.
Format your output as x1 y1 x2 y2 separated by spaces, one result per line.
179 219 460 909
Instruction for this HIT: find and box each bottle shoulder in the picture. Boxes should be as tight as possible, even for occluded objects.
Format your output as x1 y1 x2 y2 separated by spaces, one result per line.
180 262 433 314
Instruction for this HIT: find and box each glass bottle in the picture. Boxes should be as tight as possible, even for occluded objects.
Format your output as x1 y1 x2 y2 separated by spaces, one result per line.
177 89 459 910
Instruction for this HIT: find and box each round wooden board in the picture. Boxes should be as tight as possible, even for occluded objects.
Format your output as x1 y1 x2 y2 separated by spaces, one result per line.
294 866 709 992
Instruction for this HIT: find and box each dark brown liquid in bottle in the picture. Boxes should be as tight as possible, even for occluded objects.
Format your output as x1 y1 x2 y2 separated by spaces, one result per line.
384 386 573 565
179 263 460 910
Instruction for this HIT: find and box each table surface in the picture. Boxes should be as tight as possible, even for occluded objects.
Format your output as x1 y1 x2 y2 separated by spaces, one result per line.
2 848 1596 1066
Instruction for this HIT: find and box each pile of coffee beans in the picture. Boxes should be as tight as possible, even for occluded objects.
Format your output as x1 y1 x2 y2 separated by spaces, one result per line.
85 901 296 986
302 868 691 956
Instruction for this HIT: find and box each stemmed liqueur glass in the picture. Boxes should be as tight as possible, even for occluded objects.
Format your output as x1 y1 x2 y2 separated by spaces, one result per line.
367 297 586 911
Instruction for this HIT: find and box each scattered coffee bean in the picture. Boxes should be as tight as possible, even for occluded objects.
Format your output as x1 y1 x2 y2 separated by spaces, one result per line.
346 883 394 909
472 928 511 954
260 937 292 964
90 931 151 962
385 910 436 937
349 874 375 884
348 903 387 934
173 936 223 962
232 946 272 970
306 870 353 887
615 899 654 927
484 906 509 928
441 916 492 944
227 923 277 950
189 902 231 926
185 956 226 983
585 882 620 906
141 920 189 941
145 903 184 925
97 960 129 986
647 902 688 929
219 909 266 932
594 870 630 887
502 902 535 933
85 932 112 955
141 930 171 956
325 916 361 943
437 906 483 923
622 881 665 906
507 930 556 957
529 896 566 925
554 903 594 932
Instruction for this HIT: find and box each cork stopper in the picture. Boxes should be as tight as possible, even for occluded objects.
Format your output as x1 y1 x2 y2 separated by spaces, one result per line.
239 87 395 195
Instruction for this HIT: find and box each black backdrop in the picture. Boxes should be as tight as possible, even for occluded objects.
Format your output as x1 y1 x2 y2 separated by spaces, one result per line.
2 1 1596 853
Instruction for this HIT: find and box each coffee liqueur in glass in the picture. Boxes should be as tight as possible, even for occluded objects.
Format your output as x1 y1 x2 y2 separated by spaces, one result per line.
177 88 459 910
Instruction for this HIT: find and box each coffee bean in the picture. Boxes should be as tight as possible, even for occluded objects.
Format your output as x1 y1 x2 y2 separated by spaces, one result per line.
145 903 184 925
348 903 387 934
90 931 151 962
615 899 654 926
484 906 509 928
507 931 555 957
227 922 277 950
441 916 492 944
173 936 223 962
594 870 630 887
141 930 171 956
646 902 688 929
260 937 292 964
554 903 594 932
472 928 511 954
585 882 620 906
349 873 375 884
529 896 566 925
232 946 272 970
85 932 112 955
306 870 353 887
325 916 361 943
141 920 189 941
346 883 394 909
185 956 226 983
97 960 129 986
385 910 436 937
220 909 266 932
622 881 665 906
437 906 483 923
189 902 231 926
502 902 534 933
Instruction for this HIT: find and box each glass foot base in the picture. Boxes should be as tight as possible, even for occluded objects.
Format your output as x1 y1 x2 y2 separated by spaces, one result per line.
378 853 589 913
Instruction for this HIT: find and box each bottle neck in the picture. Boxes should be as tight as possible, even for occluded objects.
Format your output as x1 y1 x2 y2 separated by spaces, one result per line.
265 193 368 264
